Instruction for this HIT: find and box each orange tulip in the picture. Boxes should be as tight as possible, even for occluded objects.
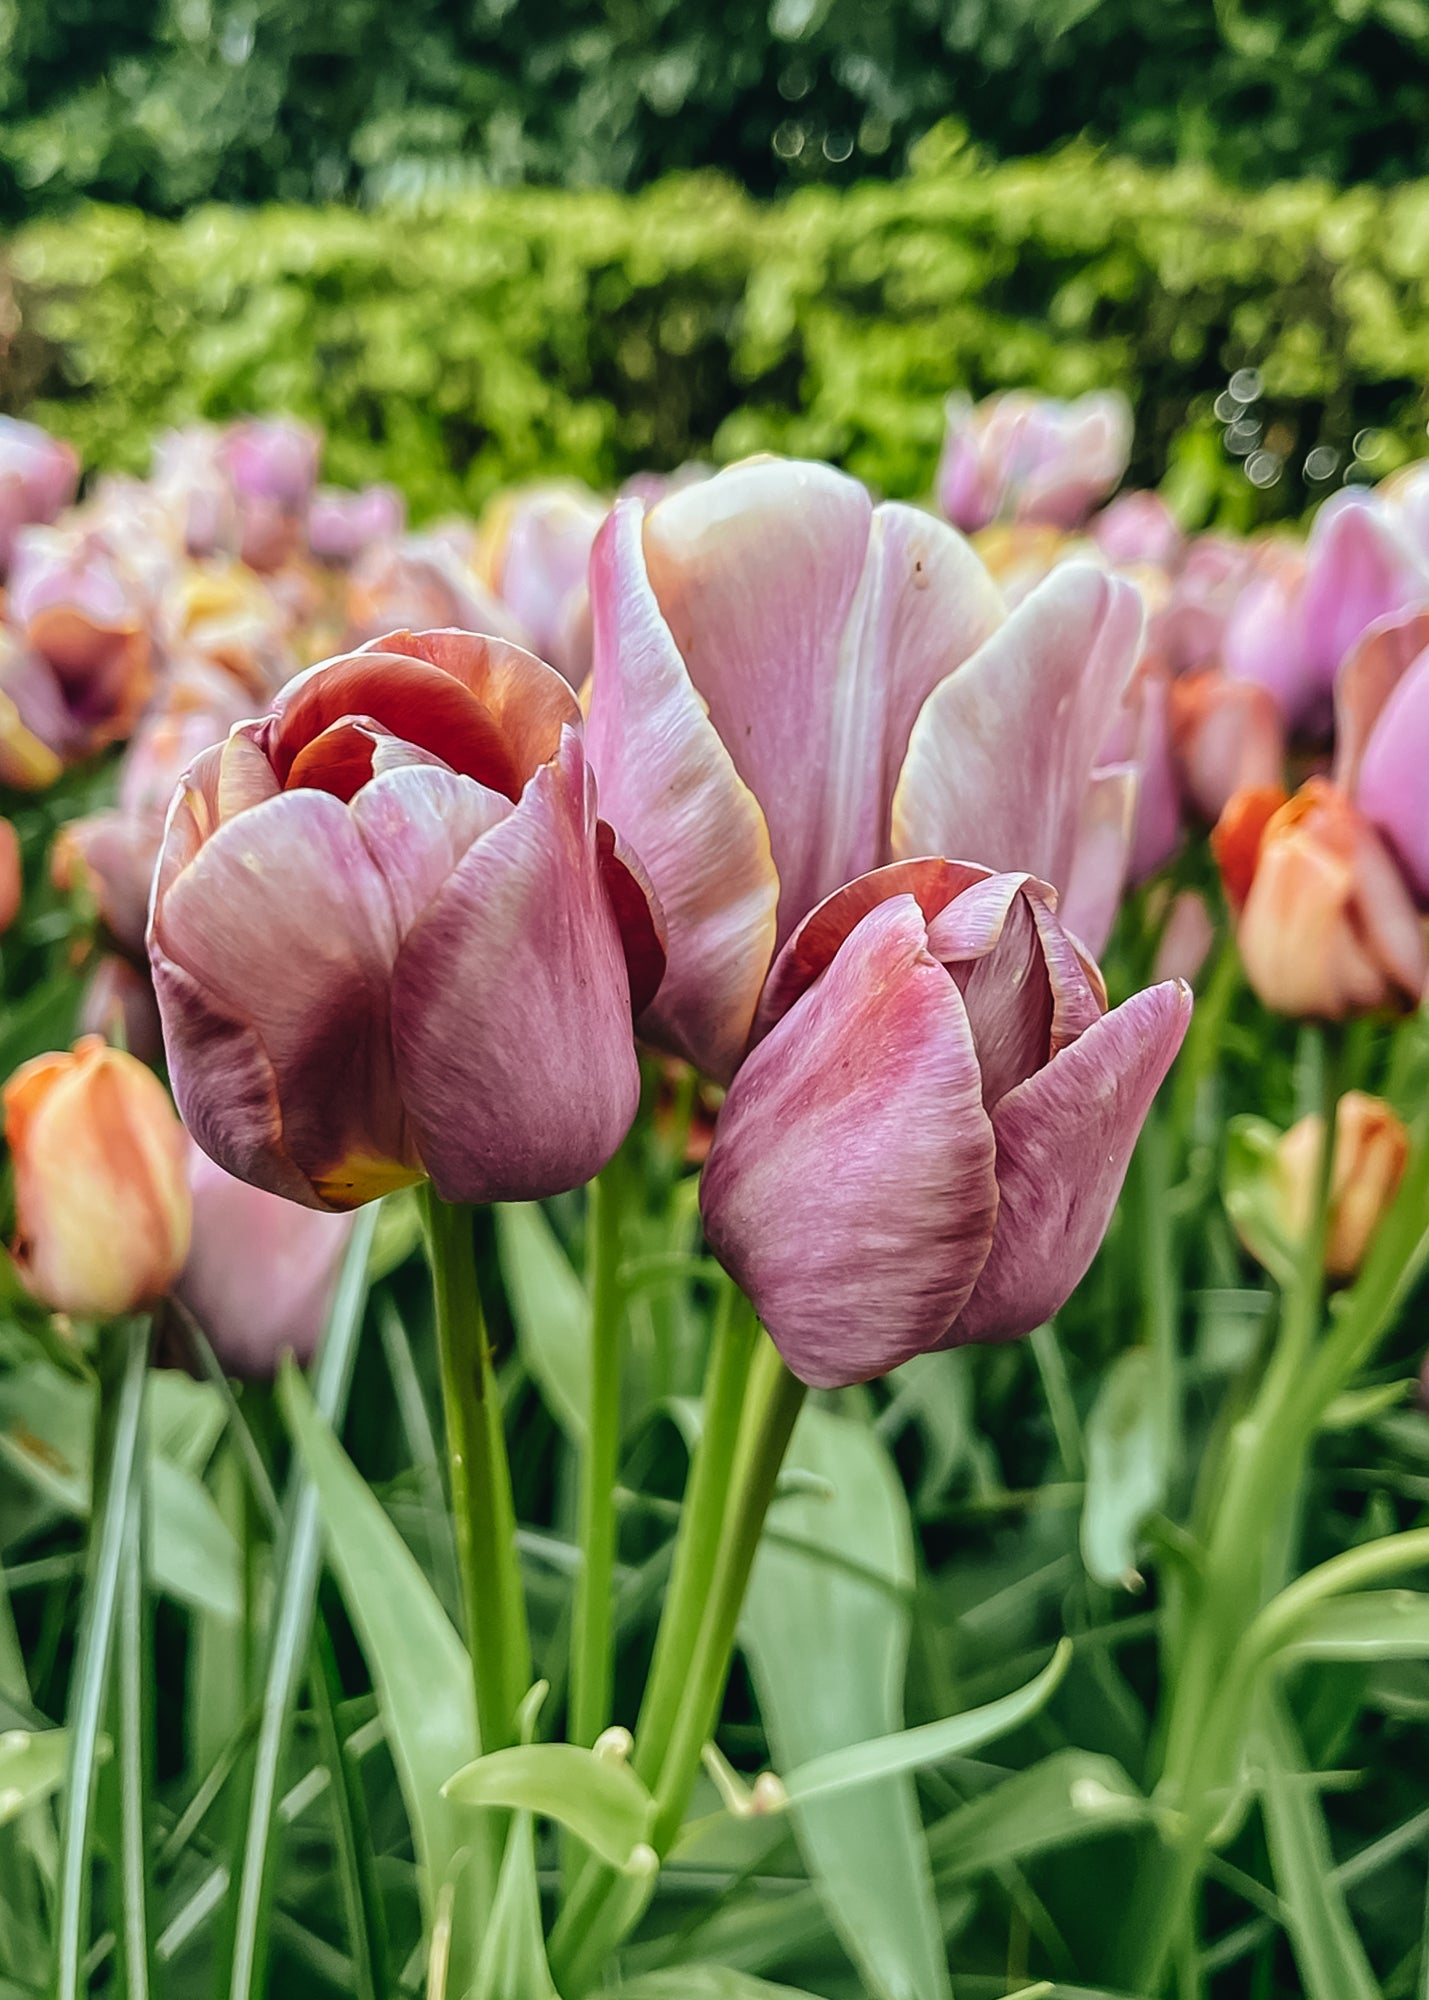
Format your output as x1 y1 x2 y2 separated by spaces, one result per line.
1213 778 1427 1019
4 1038 191 1316
1276 1091 1409 1282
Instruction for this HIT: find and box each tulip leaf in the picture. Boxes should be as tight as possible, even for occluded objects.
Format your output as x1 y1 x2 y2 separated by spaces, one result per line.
925 1749 1149 1883
1224 1115 1297 1288
279 1360 478 1923
148 1457 241 1621
1278 1591 1429 1662
472 1812 557 2000
444 1742 656 1872
0 1729 72 1825
782 1640 1071 1805
1254 1693 1382 2000
607 1974 823 1999
1080 1346 1168 1589
741 1404 952 2000
495 1202 589 1443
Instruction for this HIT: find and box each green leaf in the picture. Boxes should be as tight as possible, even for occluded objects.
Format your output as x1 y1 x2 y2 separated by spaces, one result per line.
1281 1591 1429 1661
0 1729 71 1824
472 1814 558 2000
149 1457 241 1620
1223 1115 1297 1288
925 1750 1148 1882
742 1404 952 2000
1254 1694 1381 2000
495 1202 589 1443
279 1359 477 1926
783 1641 1070 1804
445 1743 655 1872
608 1974 823 1999
1080 1346 1167 1588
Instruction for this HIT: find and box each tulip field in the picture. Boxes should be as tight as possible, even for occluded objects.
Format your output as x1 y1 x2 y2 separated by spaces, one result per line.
1 383 1429 2000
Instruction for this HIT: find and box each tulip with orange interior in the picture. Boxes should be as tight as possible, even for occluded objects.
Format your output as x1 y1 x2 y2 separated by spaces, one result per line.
4 1038 191 1319
1213 777 1427 1020
584 455 1144 1084
148 626 663 1212
1279 1092 1408 1282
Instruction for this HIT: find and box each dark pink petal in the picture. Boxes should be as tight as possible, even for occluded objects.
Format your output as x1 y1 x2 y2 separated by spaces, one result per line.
349 764 514 935
1029 896 1106 1052
585 501 778 1080
944 892 1053 1109
700 896 999 1388
892 562 1143 908
595 819 667 1020
952 981 1192 1343
390 730 642 1204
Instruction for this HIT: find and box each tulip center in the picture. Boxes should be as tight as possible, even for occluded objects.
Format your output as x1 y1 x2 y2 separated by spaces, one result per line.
273 657 522 801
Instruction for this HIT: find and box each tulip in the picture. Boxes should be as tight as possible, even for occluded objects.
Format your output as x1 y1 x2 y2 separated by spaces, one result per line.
479 481 605 687
1091 490 1185 572
699 860 1191 1385
1152 532 1254 676
1100 661 1180 884
1169 667 1285 824
968 521 1074 607
1220 540 1313 727
0 818 20 934
585 457 1142 1081
3 525 154 760
307 484 406 567
78 956 165 1066
149 627 664 1210
345 533 529 651
151 424 240 558
175 1137 355 1373
4 1038 191 1317
220 418 321 512
158 562 297 700
937 389 1133 533
1213 778 1427 1019
0 417 80 575
1332 606 1429 904
1277 1092 1409 1282
1152 889 1216 987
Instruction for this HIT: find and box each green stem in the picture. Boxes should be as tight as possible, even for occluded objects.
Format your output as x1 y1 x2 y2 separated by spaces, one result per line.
116 1398 154 2000
419 1188 530 1753
53 1316 149 2000
569 1165 625 1747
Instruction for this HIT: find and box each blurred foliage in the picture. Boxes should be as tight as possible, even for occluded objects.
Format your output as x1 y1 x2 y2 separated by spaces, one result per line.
6 144 1429 526
3 0 1429 219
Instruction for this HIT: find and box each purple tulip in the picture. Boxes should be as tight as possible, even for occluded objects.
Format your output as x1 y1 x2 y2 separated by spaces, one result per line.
1091 490 1185 571
307 484 407 567
149 628 664 1211
700 859 1191 1386
584 457 1143 1082
175 1137 356 1374
220 418 321 512
0 418 79 576
937 390 1133 533
1333 604 1429 903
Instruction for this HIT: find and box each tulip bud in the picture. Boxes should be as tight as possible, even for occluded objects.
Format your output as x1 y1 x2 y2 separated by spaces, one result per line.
4 1039 191 1316
0 818 21 936
1170 667 1285 824
0 417 80 575
1279 1091 1409 1281
1213 778 1427 1020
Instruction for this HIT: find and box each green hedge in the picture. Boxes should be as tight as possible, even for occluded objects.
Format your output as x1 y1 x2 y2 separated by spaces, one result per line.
7 136 1429 526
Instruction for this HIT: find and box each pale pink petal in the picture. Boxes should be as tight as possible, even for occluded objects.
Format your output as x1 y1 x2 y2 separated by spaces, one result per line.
952 981 1192 1343
1059 765 1139 955
390 730 641 1203
1333 608 1429 793
892 562 1143 909
700 895 999 1388
585 500 778 1081
1348 643 1429 902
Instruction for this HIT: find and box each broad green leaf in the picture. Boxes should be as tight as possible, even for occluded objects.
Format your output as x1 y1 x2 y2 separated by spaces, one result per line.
1080 1346 1166 1588
149 1457 241 1620
147 1369 225 1475
1281 1591 1429 1662
279 1362 477 1922
472 1813 557 2000
1224 1115 1296 1288
495 1202 589 1442
742 1405 951 2000
784 1641 1070 1804
0 1729 71 1824
1254 1694 1381 2000
608 1974 822 1999
444 1742 655 1871
926 1750 1148 1881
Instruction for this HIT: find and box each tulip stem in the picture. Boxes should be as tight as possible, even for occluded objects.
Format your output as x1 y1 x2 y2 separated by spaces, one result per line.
569 1163 626 1748
420 1190 530 1754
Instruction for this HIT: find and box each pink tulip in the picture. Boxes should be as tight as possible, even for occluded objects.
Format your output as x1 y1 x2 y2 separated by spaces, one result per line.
151 425 240 558
1220 540 1313 727
307 484 407 567
175 1137 355 1373
78 955 165 1066
149 628 664 1211
1153 889 1216 987
1152 532 1254 676
1091 490 1185 571
937 390 1133 533
345 533 529 651
3 526 154 760
0 418 79 576
220 418 321 512
1333 605 1429 903
484 482 605 688
699 859 1190 1386
1169 667 1285 825
585 458 1142 1082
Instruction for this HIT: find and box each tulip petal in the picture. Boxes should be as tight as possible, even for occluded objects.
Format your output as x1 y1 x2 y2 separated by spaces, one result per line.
953 980 1192 1343
596 819 667 1020
1333 609 1429 795
272 654 522 798
585 501 778 1080
700 895 999 1388
151 789 410 1204
1353 643 1429 902
390 729 641 1203
944 892 1053 1110
892 563 1144 909
1059 764 1139 955
349 764 514 936
361 628 580 779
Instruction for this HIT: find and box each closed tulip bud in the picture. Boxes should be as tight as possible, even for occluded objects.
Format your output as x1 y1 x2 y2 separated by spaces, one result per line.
700 861 1190 1386
1278 1092 1409 1282
0 818 20 936
344 535 529 651
78 956 165 1066
1170 667 1285 825
4 1038 191 1316
0 417 80 575
149 628 664 1210
937 390 1132 533
220 418 321 512
1213 778 1427 1019
175 1138 355 1374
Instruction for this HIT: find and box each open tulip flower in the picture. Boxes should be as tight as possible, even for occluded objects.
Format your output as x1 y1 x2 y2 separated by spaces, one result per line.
585 455 1144 1081
2 525 155 762
699 859 1191 1386
149 627 664 1210
937 389 1134 533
